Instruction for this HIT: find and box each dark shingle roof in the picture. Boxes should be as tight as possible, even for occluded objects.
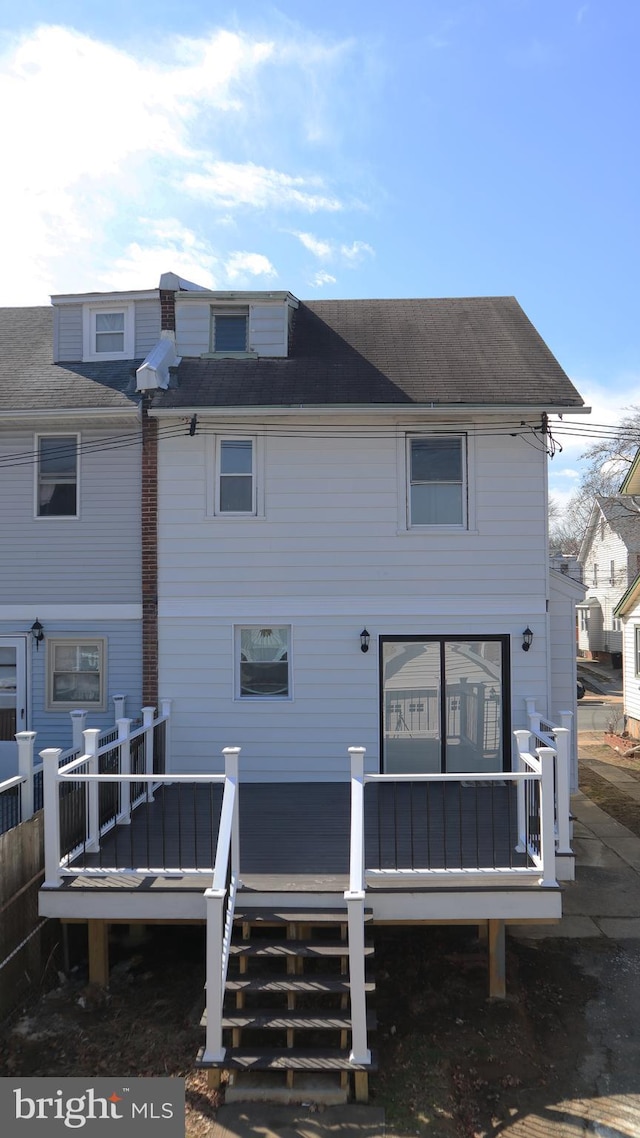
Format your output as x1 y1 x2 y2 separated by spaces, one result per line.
596 496 640 550
158 296 583 410
0 307 139 412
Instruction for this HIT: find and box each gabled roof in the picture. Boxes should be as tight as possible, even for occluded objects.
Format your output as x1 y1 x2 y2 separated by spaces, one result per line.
578 495 640 564
619 447 640 495
155 295 584 410
614 571 640 618
0 307 140 413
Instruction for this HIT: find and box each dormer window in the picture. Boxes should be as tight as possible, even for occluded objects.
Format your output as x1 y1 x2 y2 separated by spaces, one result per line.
211 308 248 353
83 303 134 361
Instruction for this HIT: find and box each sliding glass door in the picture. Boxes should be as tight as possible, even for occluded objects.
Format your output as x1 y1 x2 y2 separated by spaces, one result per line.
381 637 509 774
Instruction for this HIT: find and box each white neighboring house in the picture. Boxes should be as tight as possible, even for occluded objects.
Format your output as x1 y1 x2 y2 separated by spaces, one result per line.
576 496 640 664
612 451 640 740
35 285 589 1096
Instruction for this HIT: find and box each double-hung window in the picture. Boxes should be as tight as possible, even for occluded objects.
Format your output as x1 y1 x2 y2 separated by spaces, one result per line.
36 435 78 517
83 303 134 360
211 308 248 353
217 439 255 514
236 627 291 698
408 435 465 527
47 638 106 710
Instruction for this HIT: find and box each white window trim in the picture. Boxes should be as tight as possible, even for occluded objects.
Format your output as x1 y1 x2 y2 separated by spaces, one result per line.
233 625 293 701
34 432 80 520
83 302 134 361
209 307 250 355
46 637 107 712
635 626 640 676
205 434 265 519
396 430 473 533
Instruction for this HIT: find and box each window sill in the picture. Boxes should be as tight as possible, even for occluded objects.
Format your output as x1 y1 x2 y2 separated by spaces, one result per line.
201 351 258 360
396 527 479 537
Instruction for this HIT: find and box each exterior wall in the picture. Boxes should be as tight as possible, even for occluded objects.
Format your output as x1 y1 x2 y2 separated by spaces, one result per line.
134 300 161 358
175 300 289 357
0 425 141 604
56 305 83 361
621 612 640 739
580 519 635 655
549 570 583 789
156 417 552 781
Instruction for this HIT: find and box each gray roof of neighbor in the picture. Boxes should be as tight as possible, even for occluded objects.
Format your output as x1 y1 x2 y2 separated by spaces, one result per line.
157 296 584 409
595 496 640 550
0 307 139 412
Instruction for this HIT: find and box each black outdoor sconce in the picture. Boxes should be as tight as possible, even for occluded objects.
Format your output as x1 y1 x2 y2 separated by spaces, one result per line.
31 618 44 650
522 626 534 652
360 629 370 653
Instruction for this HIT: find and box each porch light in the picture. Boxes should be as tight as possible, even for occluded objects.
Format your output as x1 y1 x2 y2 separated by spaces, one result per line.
522 627 533 652
30 618 44 650
360 629 370 653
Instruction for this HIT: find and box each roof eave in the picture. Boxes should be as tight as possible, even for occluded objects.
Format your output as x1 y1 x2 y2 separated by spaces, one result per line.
149 401 588 418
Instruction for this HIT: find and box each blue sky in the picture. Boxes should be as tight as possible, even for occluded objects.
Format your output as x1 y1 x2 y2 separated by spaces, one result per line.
0 1 638 504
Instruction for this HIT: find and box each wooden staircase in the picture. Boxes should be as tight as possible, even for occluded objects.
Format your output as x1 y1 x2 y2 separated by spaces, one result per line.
197 907 376 1103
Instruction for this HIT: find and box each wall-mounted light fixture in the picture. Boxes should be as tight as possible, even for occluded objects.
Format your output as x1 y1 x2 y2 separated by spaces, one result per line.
522 626 533 652
30 618 44 650
360 628 370 653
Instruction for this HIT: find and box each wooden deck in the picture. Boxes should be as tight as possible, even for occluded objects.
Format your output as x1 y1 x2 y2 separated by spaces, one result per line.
62 780 532 892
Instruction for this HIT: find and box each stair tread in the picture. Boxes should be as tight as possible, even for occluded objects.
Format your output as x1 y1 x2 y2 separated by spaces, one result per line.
225 976 376 994
212 1009 377 1029
229 940 373 957
196 1047 377 1072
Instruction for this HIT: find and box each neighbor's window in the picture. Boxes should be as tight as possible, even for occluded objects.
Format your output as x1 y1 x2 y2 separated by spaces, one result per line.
579 609 589 632
217 439 255 514
83 303 134 361
237 627 290 698
593 565 598 586
47 639 106 710
408 436 465 526
211 309 248 353
36 435 78 517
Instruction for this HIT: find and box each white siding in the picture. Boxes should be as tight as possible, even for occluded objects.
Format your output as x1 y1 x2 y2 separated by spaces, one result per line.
249 305 287 356
134 299 161 358
157 420 552 780
621 613 640 735
549 571 582 789
581 520 633 653
0 426 141 604
175 301 210 357
175 301 289 357
56 305 83 361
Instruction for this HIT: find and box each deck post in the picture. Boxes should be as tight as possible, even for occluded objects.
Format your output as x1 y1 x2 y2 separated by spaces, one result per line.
552 724 572 855
203 887 226 1063
87 920 109 987
16 731 36 822
116 718 132 825
160 698 172 773
142 706 155 802
41 747 62 888
223 747 241 882
345 891 371 1066
537 747 558 887
84 728 101 853
525 697 541 738
70 710 87 751
112 694 126 723
512 730 530 852
488 920 506 998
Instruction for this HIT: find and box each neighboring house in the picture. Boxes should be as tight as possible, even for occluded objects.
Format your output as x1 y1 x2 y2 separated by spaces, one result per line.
576 496 640 664
612 452 640 739
32 284 586 1099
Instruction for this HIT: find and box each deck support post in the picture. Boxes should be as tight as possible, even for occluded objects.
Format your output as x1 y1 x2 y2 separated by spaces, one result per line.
553 721 572 854
345 892 371 1066
353 1071 369 1103
84 728 101 853
87 920 109 987
116 718 132 824
223 747 241 883
41 747 63 888
202 887 226 1064
488 920 505 999
16 731 36 822
70 710 87 751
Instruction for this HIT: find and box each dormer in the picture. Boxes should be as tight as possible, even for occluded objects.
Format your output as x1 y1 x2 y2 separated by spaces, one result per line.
174 291 299 359
51 288 162 364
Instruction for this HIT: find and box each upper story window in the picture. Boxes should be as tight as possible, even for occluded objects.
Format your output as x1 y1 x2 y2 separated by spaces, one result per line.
211 308 248 353
593 565 598 586
408 435 465 527
36 435 78 517
83 303 134 361
218 439 255 514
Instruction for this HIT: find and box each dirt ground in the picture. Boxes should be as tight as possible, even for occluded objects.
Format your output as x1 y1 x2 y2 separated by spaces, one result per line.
0 737 636 1138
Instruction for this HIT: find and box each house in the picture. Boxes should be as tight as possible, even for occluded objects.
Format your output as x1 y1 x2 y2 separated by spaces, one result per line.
576 495 640 664
611 453 640 740
28 283 587 1101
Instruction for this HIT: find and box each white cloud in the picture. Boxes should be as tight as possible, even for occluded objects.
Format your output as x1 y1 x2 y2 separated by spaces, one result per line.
224 252 277 282
309 270 337 288
339 240 375 262
291 231 374 267
293 231 334 258
183 162 343 213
